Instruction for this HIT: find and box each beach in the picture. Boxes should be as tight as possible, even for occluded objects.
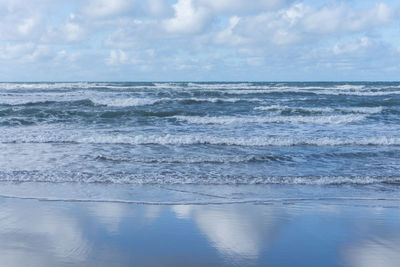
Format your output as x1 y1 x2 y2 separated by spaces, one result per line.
0 185 399 267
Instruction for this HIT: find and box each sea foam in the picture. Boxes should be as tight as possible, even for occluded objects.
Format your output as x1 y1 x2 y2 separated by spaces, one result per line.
173 115 366 124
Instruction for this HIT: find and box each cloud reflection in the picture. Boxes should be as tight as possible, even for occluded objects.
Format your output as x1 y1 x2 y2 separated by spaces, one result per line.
343 237 400 267
0 201 88 267
87 202 130 233
172 204 280 259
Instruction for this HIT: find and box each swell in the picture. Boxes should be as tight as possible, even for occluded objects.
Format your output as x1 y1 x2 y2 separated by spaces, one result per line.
0 103 395 126
0 97 265 107
1 82 400 94
94 154 291 163
173 114 367 124
0 99 96 107
0 106 186 125
254 105 386 114
2 134 399 146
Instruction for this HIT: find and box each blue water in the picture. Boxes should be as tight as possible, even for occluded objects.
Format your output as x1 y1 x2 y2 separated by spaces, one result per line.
0 82 399 202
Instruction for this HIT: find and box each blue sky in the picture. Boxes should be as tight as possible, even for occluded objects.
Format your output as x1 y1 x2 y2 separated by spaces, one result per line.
0 0 400 81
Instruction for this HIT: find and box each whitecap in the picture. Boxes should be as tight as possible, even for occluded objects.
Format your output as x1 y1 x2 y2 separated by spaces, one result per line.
173 115 366 125
90 98 160 107
3 133 400 146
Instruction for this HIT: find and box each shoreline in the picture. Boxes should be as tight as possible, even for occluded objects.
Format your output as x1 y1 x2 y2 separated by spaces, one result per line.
0 182 398 205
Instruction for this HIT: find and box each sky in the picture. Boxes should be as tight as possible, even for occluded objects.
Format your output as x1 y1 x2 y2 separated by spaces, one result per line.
0 0 400 81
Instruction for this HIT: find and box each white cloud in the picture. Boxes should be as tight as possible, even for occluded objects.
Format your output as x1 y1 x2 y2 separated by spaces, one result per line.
0 42 80 66
103 19 162 49
17 18 37 36
303 3 394 34
0 43 35 60
199 0 286 14
333 37 373 55
163 0 210 34
0 43 53 63
82 0 134 18
217 2 397 46
0 8 43 41
147 0 172 17
0 0 399 80
215 16 247 45
63 22 86 42
106 49 128 65
163 0 288 35
54 49 79 63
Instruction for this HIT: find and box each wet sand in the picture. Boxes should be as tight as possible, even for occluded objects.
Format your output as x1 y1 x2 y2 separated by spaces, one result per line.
0 196 399 267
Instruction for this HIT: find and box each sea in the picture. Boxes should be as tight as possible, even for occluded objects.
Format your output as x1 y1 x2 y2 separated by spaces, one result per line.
0 82 399 204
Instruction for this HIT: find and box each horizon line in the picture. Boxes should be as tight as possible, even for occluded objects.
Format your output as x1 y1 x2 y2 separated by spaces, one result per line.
0 80 400 83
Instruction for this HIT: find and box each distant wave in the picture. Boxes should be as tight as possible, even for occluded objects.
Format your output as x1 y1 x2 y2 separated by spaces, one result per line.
94 154 290 163
91 98 161 107
221 89 400 96
254 105 332 112
173 114 367 124
0 97 265 107
1 82 399 95
312 90 400 96
254 105 384 114
0 82 92 90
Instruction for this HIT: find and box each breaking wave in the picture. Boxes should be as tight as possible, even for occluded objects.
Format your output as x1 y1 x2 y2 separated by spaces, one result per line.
254 105 384 114
0 171 399 185
2 134 399 146
173 115 367 124
94 154 290 163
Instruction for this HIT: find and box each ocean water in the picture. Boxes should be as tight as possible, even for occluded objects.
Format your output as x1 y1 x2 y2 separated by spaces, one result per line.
0 82 399 203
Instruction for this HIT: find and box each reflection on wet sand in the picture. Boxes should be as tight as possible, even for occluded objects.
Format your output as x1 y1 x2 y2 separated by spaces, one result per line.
0 198 399 266
172 205 280 259
343 237 400 267
0 200 89 266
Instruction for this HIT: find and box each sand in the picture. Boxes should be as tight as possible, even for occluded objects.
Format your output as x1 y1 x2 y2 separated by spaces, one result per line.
0 193 399 267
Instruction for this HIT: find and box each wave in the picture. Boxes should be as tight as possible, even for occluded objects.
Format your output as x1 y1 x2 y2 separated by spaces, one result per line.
334 84 365 90
313 90 400 96
3 134 399 146
186 82 255 89
254 105 333 112
338 107 384 114
220 89 400 96
0 99 97 108
173 115 366 124
95 154 290 163
0 82 160 91
0 171 398 185
1 82 399 94
254 105 384 114
176 97 263 104
91 98 160 107
0 96 266 107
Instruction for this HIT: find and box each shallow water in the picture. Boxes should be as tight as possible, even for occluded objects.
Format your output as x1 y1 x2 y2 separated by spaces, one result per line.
0 198 399 267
